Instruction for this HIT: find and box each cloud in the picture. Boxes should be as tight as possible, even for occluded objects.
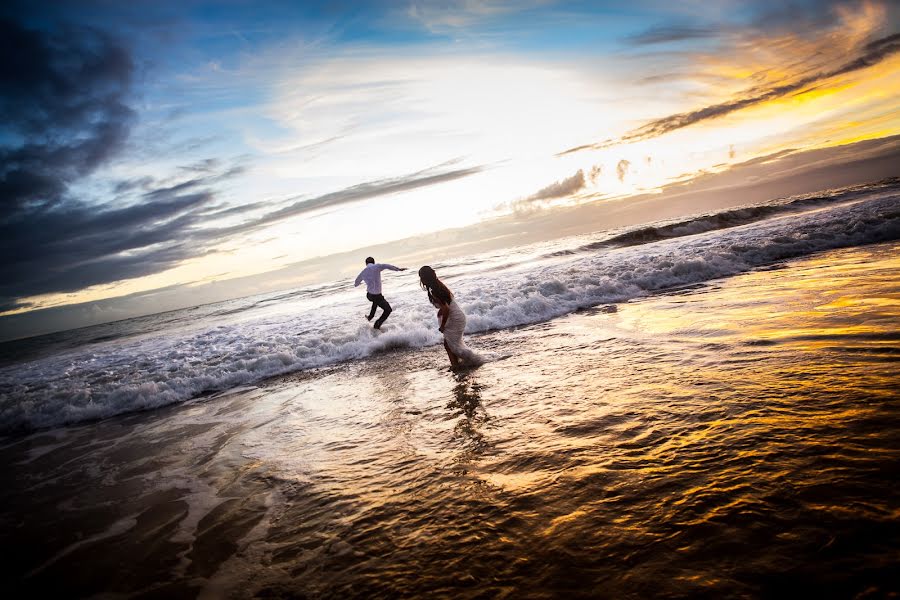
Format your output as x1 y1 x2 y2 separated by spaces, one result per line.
589 165 602 183
0 18 202 309
528 170 586 201
830 31 900 76
0 18 135 221
6 135 899 341
626 25 717 45
625 32 900 141
0 18 260 309
0 150 483 311
560 4 900 154
506 169 587 213
406 0 537 32
748 0 847 31
616 160 631 182
214 163 488 236
0 170 228 306
622 134 900 217
113 176 155 195
179 158 223 173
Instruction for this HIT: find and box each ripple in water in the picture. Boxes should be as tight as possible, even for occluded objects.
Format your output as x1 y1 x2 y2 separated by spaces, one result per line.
1 243 898 598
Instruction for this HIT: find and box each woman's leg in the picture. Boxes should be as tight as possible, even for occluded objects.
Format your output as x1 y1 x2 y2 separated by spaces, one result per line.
444 339 460 368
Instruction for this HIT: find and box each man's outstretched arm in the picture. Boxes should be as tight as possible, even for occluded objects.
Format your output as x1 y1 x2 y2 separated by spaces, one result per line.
378 264 406 272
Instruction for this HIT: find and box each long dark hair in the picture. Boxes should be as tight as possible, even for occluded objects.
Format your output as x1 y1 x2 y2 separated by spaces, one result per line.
418 266 453 305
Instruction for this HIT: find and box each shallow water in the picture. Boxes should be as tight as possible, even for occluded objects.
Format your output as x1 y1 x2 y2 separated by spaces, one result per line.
2 242 898 598
3 179 897 434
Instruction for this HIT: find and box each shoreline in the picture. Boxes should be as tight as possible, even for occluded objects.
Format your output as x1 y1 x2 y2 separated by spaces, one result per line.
2 242 898 598
3 185 897 436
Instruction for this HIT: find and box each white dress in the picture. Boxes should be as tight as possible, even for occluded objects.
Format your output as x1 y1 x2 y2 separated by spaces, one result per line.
440 300 484 366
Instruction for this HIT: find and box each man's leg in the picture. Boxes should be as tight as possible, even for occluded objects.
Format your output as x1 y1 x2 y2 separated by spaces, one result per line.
373 295 392 329
366 293 378 321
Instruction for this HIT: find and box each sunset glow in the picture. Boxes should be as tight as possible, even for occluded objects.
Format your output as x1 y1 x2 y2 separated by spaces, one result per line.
2 0 898 337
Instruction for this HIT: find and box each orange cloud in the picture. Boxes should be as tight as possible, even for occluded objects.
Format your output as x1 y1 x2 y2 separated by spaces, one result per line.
561 1 899 154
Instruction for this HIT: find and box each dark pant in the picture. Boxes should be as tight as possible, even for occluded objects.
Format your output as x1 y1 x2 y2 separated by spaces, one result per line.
366 293 392 328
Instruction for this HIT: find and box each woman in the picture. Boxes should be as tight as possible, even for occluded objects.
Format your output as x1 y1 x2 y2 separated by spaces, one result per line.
418 266 484 369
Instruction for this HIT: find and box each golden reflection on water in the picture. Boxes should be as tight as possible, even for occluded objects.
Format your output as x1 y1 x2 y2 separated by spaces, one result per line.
616 246 900 353
9 243 896 598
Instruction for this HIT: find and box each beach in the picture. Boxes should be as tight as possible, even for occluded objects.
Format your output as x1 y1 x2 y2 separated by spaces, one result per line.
3 239 898 598
4 2 900 597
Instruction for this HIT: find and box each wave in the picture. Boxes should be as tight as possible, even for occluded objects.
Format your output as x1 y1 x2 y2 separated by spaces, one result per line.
547 177 900 258
1 183 898 435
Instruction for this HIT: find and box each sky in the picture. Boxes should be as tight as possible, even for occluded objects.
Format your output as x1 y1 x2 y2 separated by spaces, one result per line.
1 0 899 340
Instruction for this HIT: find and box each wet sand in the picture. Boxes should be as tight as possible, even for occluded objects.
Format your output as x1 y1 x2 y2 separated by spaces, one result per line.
2 242 899 599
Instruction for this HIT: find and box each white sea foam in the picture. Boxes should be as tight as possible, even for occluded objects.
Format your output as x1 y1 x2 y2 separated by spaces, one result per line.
1 184 897 434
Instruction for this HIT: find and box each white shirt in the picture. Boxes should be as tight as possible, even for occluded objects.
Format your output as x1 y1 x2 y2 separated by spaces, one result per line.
354 263 401 295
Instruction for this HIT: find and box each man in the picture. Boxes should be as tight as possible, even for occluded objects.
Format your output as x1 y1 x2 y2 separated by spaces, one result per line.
354 257 407 329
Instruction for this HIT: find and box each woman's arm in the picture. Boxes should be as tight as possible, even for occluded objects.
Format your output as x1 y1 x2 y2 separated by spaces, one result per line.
437 302 450 333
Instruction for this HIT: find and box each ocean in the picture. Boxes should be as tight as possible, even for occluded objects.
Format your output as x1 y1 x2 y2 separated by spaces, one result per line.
1 179 899 597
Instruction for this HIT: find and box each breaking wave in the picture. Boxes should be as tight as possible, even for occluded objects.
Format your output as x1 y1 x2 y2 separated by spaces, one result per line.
1 181 898 434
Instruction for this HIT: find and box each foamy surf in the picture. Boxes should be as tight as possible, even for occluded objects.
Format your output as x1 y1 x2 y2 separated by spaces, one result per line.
1 180 898 434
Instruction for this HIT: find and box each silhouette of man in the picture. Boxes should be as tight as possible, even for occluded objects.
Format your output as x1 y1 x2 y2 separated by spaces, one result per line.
354 257 407 329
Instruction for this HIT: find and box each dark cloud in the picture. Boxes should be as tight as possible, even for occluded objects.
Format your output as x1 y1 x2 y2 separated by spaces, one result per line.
0 18 286 312
113 176 155 194
0 157 263 309
0 158 482 327
831 31 900 77
0 143 483 310
0 17 182 308
626 25 716 45
589 165 602 183
0 298 32 314
0 176 219 302
0 18 135 220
